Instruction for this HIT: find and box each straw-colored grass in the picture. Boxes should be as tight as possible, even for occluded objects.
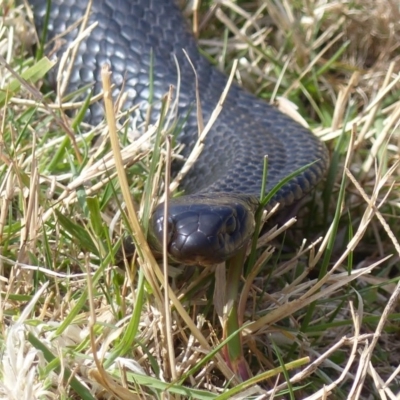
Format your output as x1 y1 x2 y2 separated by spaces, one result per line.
1 0 400 398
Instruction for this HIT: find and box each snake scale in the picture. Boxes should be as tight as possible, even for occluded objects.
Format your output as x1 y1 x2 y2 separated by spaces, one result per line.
29 0 329 265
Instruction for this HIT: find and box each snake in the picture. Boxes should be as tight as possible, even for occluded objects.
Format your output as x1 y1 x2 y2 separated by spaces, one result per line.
29 0 329 266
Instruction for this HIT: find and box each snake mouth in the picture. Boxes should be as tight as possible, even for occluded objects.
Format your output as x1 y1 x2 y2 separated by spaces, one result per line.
149 194 259 266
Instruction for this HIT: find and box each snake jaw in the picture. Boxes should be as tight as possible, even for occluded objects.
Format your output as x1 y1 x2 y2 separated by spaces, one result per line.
149 194 259 266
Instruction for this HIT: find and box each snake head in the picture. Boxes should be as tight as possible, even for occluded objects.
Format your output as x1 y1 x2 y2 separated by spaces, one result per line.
149 193 259 266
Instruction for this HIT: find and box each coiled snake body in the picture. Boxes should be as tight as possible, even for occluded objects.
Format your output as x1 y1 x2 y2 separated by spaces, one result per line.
30 0 329 265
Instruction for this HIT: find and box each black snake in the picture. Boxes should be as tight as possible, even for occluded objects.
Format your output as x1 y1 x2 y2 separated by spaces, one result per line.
29 0 329 265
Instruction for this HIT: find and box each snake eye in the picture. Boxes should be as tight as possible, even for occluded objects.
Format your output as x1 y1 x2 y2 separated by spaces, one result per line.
225 215 237 234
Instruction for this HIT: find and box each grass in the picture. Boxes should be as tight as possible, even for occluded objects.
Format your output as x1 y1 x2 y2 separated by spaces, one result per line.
1 0 400 398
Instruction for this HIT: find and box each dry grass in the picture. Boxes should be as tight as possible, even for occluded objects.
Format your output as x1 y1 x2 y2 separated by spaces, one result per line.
1 0 400 399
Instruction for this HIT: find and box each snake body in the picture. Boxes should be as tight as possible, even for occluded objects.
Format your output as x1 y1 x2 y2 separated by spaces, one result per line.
29 0 329 265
